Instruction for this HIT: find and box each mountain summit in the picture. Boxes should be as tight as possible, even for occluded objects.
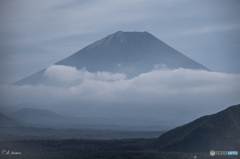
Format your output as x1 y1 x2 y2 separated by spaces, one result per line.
14 31 210 85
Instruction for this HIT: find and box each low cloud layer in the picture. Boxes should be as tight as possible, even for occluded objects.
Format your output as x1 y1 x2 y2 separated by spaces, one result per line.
44 65 126 82
1 65 240 124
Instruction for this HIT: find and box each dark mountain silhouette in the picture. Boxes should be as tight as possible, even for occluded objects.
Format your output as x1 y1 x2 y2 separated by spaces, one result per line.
152 104 240 152
0 112 21 127
14 31 210 85
9 107 172 131
0 111 165 140
11 108 63 120
10 108 64 127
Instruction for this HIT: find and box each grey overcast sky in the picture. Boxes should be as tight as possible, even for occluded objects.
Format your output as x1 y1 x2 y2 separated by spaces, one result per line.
0 0 240 84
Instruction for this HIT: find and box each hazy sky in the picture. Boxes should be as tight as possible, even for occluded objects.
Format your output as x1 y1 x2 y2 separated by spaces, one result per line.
0 0 240 84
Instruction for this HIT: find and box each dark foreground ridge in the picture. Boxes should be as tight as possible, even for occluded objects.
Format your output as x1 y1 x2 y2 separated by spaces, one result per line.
14 31 210 86
0 104 239 159
152 104 240 152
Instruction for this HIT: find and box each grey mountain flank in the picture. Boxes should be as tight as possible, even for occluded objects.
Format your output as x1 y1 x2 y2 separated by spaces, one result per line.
14 31 210 85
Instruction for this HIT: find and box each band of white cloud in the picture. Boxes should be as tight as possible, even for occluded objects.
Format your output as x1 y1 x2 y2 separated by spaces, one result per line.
1 66 240 123
44 65 126 82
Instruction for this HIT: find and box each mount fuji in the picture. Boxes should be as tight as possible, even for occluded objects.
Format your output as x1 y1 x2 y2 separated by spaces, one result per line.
14 31 210 86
